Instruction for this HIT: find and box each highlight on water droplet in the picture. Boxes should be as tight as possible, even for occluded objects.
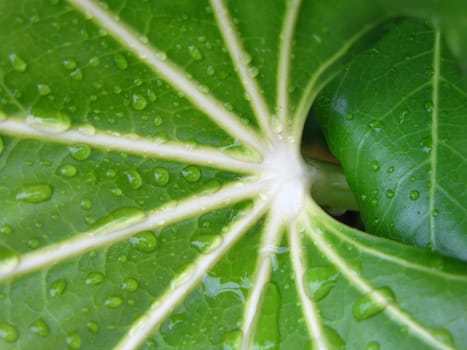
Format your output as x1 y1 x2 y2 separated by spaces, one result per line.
49 278 67 297
132 93 147 110
370 160 380 172
352 287 395 321
121 278 139 292
85 272 105 286
188 45 203 60
89 207 145 233
181 165 201 183
124 169 143 190
27 112 71 133
80 198 92 210
191 233 222 253
113 54 128 70
68 144 91 161
29 318 49 338
65 332 81 349
324 326 345 349
129 231 158 253
0 322 18 343
104 295 123 308
69 68 83 80
409 190 420 200
37 84 51 96
9 53 27 72
304 266 339 301
153 167 170 186
16 184 52 203
63 58 77 70
59 164 78 177
385 189 395 199
86 321 99 334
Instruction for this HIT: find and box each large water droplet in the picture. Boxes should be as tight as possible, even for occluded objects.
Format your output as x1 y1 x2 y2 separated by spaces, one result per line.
304 266 339 301
9 53 27 72
181 165 201 183
59 164 78 177
129 231 157 253
124 169 142 190
16 184 52 203
89 207 145 233
29 318 49 338
27 112 71 133
132 93 147 110
153 167 170 186
69 144 91 160
49 278 67 297
188 45 203 60
121 278 138 292
66 332 81 349
113 54 128 70
85 272 105 286
409 190 420 201
104 295 123 308
0 322 18 343
352 287 395 321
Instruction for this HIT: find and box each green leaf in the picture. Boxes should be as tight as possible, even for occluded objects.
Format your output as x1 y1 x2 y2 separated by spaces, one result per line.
0 1 466 349
315 20 467 261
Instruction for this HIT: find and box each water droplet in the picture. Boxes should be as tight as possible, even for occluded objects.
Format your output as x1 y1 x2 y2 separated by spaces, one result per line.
153 167 170 186
304 266 339 301
223 102 233 111
365 341 380 350
69 144 91 160
37 84 51 96
399 110 409 124
248 66 259 78
85 272 105 286
206 65 215 76
371 160 380 172
324 326 345 349
104 295 123 308
181 165 201 183
113 54 128 70
153 115 163 126
66 332 81 349
69 68 83 80
187 45 203 60
386 189 395 199
80 198 92 210
9 53 27 72
27 112 71 133
433 328 454 345
86 321 99 333
368 120 384 132
27 237 39 249
0 322 18 343
132 93 147 110
59 164 78 177
409 190 420 200
49 278 67 297
90 207 145 232
121 278 138 292
420 136 432 153
129 231 157 253
387 166 395 173
89 56 100 66
16 184 52 203
111 187 123 196
431 209 439 217
63 58 77 70
352 287 395 321
29 318 49 337
191 233 222 253
424 101 434 112
124 169 143 190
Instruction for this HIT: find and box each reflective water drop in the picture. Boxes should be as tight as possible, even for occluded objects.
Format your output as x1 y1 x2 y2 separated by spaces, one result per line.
224 102 234 111
206 65 215 76
424 101 434 112
66 332 81 349
80 198 92 210
153 115 162 126
368 120 384 132
9 53 27 72
304 266 339 301
69 68 83 80
104 295 123 308
352 287 395 321
399 110 409 124
181 165 201 183
154 167 170 186
129 231 157 253
16 184 52 203
113 54 128 70
191 233 222 253
63 58 77 70
29 318 49 338
132 93 147 110
433 328 454 345
124 169 143 190
431 209 439 217
86 321 99 333
106 169 116 178
37 84 51 96
89 56 100 66
27 112 71 133
371 160 380 172
111 187 123 196
27 237 39 249
90 207 145 232
420 136 432 153
0 322 18 343
248 66 259 78
188 45 203 60
121 278 138 292
59 164 78 177
365 341 380 350
387 166 395 173
69 144 91 160
85 272 105 286
49 278 67 297
385 189 395 199
409 190 420 200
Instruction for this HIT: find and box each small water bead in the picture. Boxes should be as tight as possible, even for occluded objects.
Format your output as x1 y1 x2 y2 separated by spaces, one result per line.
69 144 91 160
352 287 395 321
29 318 49 338
188 45 203 60
27 112 71 133
153 167 170 186
248 66 259 78
365 341 380 350
59 164 78 177
89 56 100 66
368 120 384 132
129 231 158 253
424 101 434 112
90 207 145 232
113 54 128 70
86 321 99 333
420 136 432 153
224 102 234 111
70 68 83 80
304 266 339 301
431 209 439 217
181 165 201 183
132 93 147 110
191 233 222 253
121 278 138 292
387 166 395 173
85 272 105 286
344 113 353 120
37 84 51 96
409 190 420 200
63 58 77 70
399 110 409 124
16 184 52 203
106 169 116 178
124 169 143 190
385 189 395 199
27 237 39 249
9 53 27 72
80 198 92 210
104 295 123 308
206 65 215 76
0 322 18 343
66 332 81 349
370 160 380 172
111 187 123 196
49 278 67 297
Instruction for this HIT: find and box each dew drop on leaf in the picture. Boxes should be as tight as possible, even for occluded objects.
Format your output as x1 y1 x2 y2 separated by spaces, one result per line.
181 165 201 183
132 93 147 110
424 101 434 112
420 136 432 153
8 53 27 72
129 231 158 253
69 68 83 80
49 278 67 297
365 341 380 350
409 190 420 200
63 58 77 70
387 166 395 173
248 66 259 78
0 322 18 343
86 321 99 334
85 272 105 286
90 207 145 232
104 295 123 308
324 326 345 349
385 189 395 199
368 120 384 132
433 328 454 345
27 112 71 133
121 278 139 292
188 45 203 60
89 56 100 66
68 144 91 161
345 113 353 120
431 209 439 217
37 84 51 96
206 65 215 76
304 266 339 301
352 287 395 321
16 184 53 203
0 224 12 235
113 54 128 70
370 160 380 172
59 164 78 177
191 233 222 253
29 318 49 338
80 198 92 210
65 332 81 349
124 169 143 190
153 115 163 126
106 169 116 178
